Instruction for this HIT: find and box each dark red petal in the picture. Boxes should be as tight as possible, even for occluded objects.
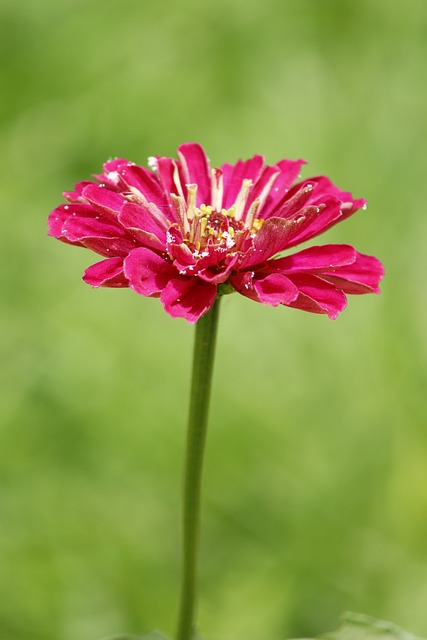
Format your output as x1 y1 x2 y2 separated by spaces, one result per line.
178 143 212 208
83 257 128 288
286 273 348 319
221 155 265 209
160 277 217 323
322 252 384 294
272 244 357 273
124 247 176 296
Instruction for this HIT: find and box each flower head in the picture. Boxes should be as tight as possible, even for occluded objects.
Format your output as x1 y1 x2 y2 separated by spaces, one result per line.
48 143 384 323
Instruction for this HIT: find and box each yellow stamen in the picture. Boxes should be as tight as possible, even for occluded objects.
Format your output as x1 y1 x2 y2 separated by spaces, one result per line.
234 179 252 221
186 184 198 220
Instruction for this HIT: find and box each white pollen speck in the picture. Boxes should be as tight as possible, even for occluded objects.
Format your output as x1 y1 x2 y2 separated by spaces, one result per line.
148 156 157 171
64 205 69 210
106 171 119 184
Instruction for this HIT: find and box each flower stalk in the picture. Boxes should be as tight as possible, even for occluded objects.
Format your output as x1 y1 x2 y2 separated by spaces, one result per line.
176 297 221 640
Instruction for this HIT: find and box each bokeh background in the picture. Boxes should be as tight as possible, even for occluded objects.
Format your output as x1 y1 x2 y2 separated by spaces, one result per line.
1 0 427 639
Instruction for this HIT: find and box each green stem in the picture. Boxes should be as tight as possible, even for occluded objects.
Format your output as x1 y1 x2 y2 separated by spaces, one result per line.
176 298 221 640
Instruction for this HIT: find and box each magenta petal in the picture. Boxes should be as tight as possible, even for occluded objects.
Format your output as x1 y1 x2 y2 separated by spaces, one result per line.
178 143 212 207
221 155 265 209
119 164 170 213
156 157 184 205
322 252 384 294
259 159 306 218
83 257 127 288
48 204 86 242
253 273 299 306
124 247 176 296
64 181 94 203
166 225 197 270
118 202 167 251
285 197 343 248
196 253 241 284
240 217 296 268
160 277 217 323
287 274 348 319
82 184 126 220
273 244 357 273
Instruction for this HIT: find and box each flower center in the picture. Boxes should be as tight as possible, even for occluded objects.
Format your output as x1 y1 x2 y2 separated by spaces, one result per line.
171 180 263 258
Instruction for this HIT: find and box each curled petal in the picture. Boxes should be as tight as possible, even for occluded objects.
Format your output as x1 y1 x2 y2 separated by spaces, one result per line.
119 202 167 251
124 247 176 297
83 257 127 288
231 271 298 306
286 273 348 319
82 184 126 220
322 252 384 294
115 164 171 218
160 277 217 323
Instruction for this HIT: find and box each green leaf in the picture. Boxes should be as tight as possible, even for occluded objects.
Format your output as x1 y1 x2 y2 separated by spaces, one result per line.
304 612 424 640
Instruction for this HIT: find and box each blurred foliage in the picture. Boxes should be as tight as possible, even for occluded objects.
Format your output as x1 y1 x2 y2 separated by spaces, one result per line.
1 0 427 639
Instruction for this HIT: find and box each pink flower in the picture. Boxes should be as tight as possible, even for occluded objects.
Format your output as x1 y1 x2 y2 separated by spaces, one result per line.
48 143 384 323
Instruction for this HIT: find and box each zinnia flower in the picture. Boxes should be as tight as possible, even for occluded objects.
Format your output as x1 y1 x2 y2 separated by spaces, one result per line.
48 143 384 323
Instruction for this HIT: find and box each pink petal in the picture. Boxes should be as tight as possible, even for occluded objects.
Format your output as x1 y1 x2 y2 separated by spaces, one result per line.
160 277 217 323
118 202 167 251
61 216 129 243
64 181 94 203
47 203 92 242
322 252 384 294
156 157 184 206
310 175 366 215
230 271 298 306
82 184 126 220
124 247 176 296
83 257 128 288
239 217 297 268
118 163 170 214
178 143 212 207
286 273 348 319
253 273 299 305
259 159 306 218
61 215 136 257
272 182 318 220
244 165 281 216
272 244 357 273
221 155 265 209
196 253 241 284
166 225 197 270
285 196 343 248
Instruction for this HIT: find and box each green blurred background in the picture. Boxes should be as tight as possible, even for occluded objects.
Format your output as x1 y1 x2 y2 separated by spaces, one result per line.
1 0 426 639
